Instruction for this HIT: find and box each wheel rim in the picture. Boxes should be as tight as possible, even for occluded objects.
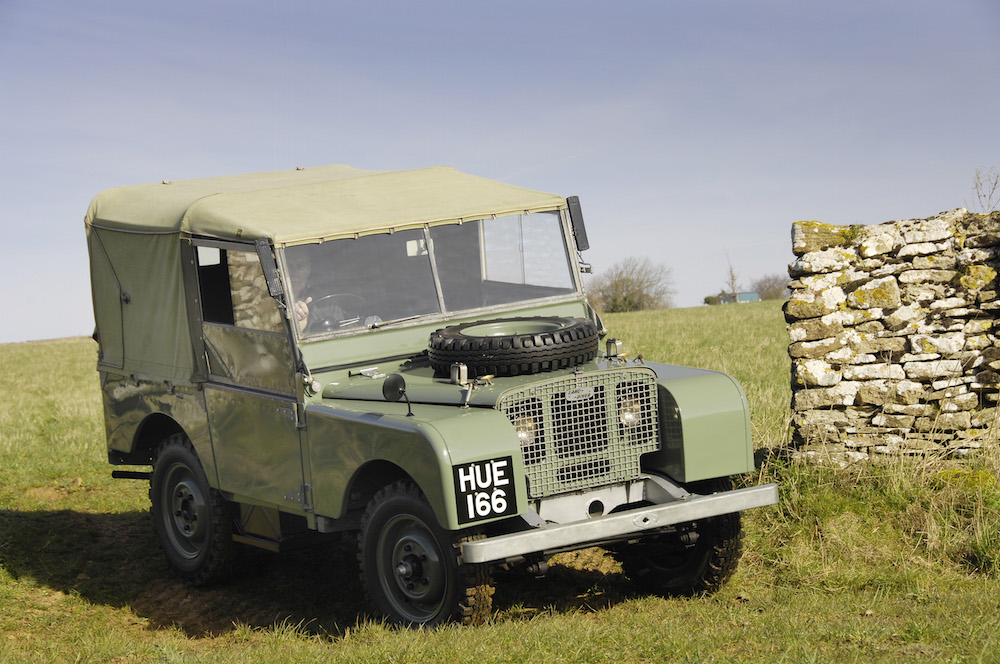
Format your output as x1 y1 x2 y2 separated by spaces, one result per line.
376 512 449 623
161 461 210 560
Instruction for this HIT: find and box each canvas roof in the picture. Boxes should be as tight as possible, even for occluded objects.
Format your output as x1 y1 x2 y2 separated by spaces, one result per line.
85 165 567 246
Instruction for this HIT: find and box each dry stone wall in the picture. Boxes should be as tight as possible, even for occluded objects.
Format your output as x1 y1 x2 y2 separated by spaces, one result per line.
787 208 1000 460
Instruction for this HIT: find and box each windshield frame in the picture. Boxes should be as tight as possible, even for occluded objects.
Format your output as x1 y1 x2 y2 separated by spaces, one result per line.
278 208 585 342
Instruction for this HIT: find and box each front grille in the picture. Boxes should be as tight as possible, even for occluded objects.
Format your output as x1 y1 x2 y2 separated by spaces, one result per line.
497 368 660 498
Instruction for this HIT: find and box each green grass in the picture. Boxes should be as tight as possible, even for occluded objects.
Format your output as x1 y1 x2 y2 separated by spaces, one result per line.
2 301 1000 662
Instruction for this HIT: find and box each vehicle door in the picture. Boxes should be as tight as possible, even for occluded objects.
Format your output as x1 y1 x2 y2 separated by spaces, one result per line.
192 242 307 510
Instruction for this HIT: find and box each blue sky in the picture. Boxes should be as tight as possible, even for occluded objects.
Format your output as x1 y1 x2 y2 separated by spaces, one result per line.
2 0 998 343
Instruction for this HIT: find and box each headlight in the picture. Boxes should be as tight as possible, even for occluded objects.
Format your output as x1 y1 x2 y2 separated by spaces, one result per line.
619 400 643 428
514 416 536 446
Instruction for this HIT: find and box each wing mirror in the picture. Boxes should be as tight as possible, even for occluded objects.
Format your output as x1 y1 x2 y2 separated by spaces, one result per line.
382 373 414 417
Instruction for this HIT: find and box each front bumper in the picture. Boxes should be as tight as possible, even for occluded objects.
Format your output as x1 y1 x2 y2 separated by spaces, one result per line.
460 483 779 564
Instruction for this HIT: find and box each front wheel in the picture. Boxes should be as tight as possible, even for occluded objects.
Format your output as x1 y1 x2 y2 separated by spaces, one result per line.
149 434 234 586
615 478 744 596
357 480 494 627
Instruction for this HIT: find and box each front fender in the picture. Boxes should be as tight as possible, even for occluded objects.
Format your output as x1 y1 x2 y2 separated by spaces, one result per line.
641 361 755 483
305 400 529 531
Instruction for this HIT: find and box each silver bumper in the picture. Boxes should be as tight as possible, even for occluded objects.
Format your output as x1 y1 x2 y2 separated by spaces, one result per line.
461 483 779 564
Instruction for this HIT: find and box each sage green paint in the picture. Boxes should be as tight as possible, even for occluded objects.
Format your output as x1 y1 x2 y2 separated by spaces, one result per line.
99 373 219 484
306 401 528 530
640 361 755 483
205 385 304 510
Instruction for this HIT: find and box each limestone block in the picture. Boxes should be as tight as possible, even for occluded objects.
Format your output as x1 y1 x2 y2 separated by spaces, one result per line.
904 359 963 380
793 382 861 410
788 318 844 343
785 287 847 320
962 319 993 335
902 284 947 304
792 221 857 255
871 413 916 428
931 376 973 390
959 265 997 291
795 359 842 387
958 247 999 263
965 335 993 351
902 217 953 244
917 319 966 334
900 353 940 363
941 392 979 412
885 403 935 416
884 304 926 330
927 384 969 400
913 255 958 270
871 262 910 277
843 363 905 380
898 241 952 258
856 380 891 405
859 225 902 257
821 308 883 328
929 297 969 311
846 276 901 310
914 411 972 432
956 210 999 237
793 270 867 292
789 336 845 359
910 332 966 356
852 336 907 355
789 249 856 276
898 269 959 285
794 409 849 435
964 233 1000 248
971 408 1000 427
828 347 876 364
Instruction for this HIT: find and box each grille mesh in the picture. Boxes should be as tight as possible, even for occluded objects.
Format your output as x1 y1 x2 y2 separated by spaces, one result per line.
497 368 660 498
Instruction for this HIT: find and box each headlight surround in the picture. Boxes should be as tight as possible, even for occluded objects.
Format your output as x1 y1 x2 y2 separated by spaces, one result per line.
514 416 537 446
619 399 643 428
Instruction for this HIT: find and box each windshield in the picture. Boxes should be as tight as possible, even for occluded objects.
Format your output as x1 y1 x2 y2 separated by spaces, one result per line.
283 211 578 338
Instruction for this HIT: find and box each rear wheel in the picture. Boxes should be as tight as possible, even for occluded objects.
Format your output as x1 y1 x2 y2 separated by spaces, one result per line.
149 434 234 585
357 480 494 626
616 478 743 596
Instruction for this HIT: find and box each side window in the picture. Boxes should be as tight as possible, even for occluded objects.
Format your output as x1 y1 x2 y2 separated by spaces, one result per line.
196 247 235 325
227 250 284 333
195 246 284 333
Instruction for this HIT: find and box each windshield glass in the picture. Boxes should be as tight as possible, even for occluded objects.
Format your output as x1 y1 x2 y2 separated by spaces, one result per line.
283 210 577 338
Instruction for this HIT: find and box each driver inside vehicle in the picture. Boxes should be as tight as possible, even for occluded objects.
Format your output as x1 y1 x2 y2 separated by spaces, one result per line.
287 252 313 330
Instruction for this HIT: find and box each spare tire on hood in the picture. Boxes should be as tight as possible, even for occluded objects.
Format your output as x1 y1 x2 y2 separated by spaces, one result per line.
427 316 599 377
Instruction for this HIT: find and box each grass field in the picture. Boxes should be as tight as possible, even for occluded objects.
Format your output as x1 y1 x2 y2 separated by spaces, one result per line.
2 300 999 662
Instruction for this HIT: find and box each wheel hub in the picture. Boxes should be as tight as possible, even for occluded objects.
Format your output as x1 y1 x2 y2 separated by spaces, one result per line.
165 474 208 558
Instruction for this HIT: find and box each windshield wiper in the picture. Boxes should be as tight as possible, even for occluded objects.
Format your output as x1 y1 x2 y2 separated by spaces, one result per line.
367 314 424 329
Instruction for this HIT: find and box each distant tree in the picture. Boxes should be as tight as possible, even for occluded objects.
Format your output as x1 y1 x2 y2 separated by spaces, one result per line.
723 259 740 296
587 257 675 313
750 273 791 300
972 166 1000 213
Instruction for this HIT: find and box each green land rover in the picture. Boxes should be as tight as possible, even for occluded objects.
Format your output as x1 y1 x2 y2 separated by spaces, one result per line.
85 165 777 626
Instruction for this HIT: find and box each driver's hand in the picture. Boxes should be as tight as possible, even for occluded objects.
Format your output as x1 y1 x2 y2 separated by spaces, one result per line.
295 297 312 321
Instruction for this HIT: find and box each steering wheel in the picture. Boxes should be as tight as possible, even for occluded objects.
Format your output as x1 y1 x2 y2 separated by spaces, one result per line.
307 293 370 332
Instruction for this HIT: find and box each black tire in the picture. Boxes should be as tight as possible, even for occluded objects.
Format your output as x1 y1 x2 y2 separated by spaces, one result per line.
149 434 234 586
357 480 494 627
427 316 599 377
615 478 744 596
